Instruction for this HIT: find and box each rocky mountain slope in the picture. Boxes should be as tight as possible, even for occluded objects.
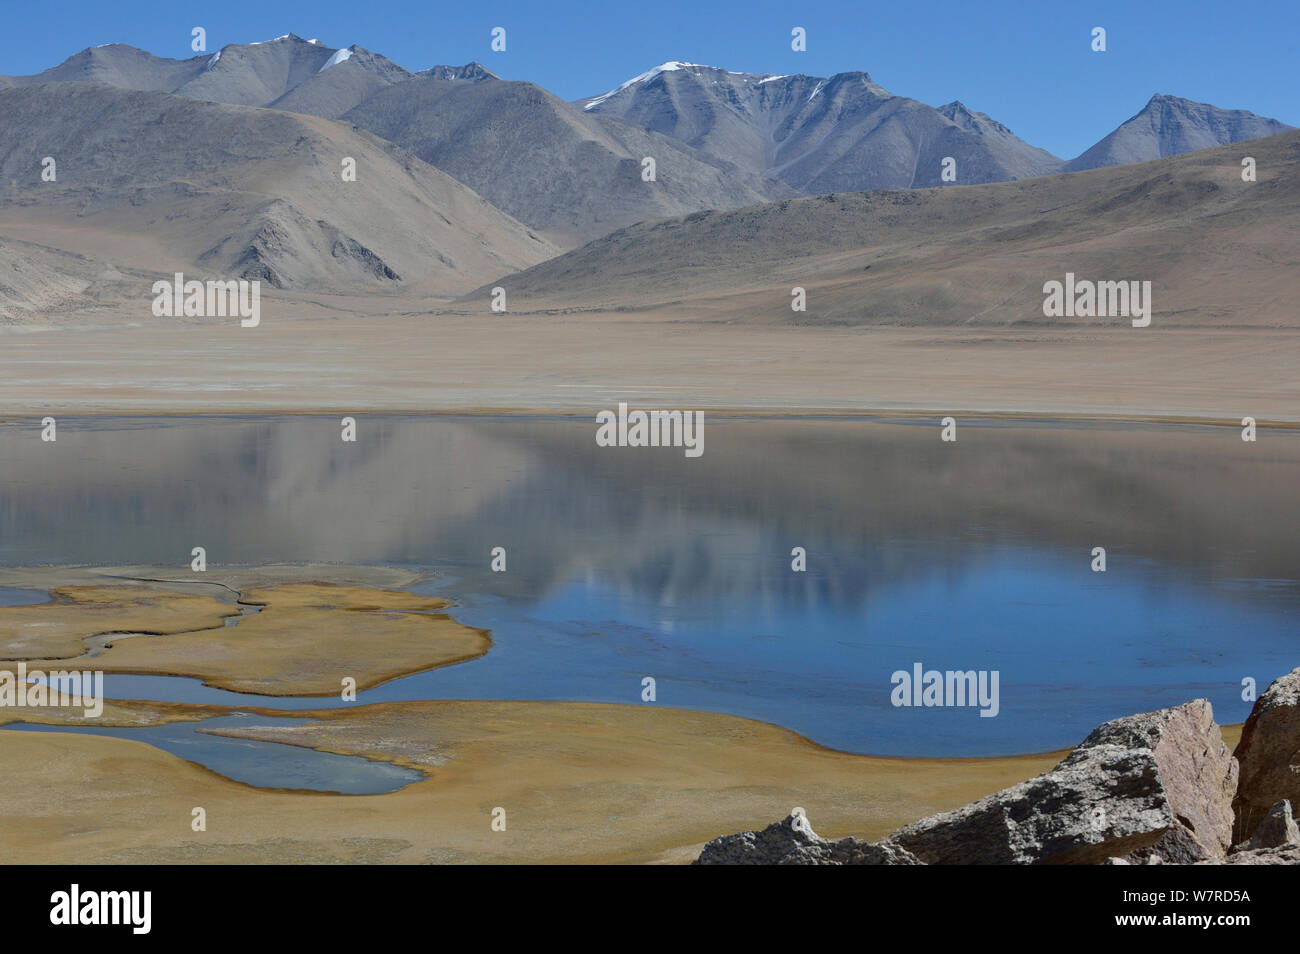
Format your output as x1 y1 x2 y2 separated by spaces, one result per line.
342 75 786 244
3 34 345 105
0 82 557 315
467 129 1300 327
1068 94 1293 171
578 62 1065 190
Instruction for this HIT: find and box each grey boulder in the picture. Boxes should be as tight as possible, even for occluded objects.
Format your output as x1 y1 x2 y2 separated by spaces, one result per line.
884 701 1237 865
1236 799 1299 852
1215 846 1300 865
1232 667 1300 843
693 813 920 865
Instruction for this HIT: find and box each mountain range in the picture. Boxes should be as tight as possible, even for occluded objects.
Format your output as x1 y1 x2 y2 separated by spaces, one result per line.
576 62 1066 192
463 128 1300 328
0 33 1293 317
0 80 556 312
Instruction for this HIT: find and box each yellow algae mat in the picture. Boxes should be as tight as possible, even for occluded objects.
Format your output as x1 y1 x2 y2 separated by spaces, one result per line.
0 576 489 695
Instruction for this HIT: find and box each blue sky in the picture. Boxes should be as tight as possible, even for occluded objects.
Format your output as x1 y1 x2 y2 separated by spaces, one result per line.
1 0 1295 158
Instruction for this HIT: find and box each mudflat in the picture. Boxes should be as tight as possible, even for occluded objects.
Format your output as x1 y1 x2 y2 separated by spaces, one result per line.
2 316 1296 422
0 698 1062 864
0 698 1246 864
0 567 490 695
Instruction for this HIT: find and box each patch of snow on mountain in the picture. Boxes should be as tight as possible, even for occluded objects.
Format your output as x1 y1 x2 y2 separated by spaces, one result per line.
319 47 354 71
807 80 825 101
205 50 222 70
583 61 704 110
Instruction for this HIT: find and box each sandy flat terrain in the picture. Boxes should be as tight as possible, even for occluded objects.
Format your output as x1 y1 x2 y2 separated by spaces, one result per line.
0 699 1063 864
2 315 1297 422
0 569 488 695
0 699 1246 864
0 586 232 660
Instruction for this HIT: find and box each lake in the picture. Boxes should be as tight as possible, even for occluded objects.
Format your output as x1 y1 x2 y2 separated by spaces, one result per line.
1 415 1296 770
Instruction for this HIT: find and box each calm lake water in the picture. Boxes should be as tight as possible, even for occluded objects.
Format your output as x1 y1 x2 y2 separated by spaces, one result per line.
7 714 424 794
1 415 1297 775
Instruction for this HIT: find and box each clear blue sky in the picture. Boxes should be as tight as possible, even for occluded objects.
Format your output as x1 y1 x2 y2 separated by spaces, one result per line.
2 0 1295 159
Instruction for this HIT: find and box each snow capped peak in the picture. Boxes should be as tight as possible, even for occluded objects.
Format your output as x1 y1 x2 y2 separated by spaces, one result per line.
307 38 322 45
318 47 354 71
584 62 805 109
584 62 690 110
249 33 295 46
583 61 746 110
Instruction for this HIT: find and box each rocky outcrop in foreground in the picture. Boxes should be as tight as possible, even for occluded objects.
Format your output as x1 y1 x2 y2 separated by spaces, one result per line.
889 701 1236 865
1231 667 1300 843
694 813 920 865
697 669 1300 865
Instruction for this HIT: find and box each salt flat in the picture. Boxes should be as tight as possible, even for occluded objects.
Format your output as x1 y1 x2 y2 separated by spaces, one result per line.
3 313 1295 422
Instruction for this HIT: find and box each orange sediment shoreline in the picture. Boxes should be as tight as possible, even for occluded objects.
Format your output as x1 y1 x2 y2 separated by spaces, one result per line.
0 566 1250 863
